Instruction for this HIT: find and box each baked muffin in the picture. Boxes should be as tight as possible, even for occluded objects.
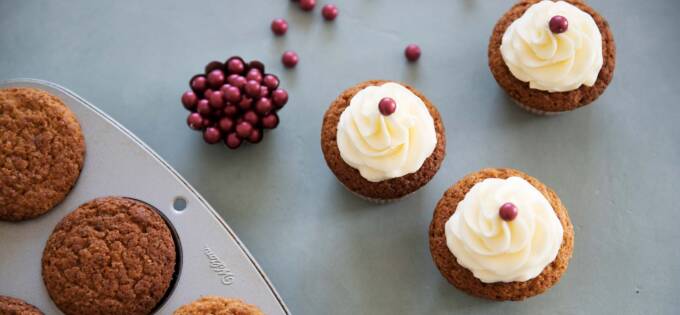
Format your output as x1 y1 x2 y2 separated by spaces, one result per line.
488 0 616 114
0 87 85 221
429 168 574 300
321 80 446 202
173 296 264 315
0 295 44 315
42 197 177 315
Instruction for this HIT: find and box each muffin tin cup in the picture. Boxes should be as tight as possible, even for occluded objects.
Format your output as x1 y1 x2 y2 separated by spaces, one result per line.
0 79 289 315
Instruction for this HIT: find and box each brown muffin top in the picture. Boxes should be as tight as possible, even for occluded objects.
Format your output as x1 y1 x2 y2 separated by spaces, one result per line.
0 87 86 221
173 296 264 315
429 168 574 300
0 295 44 315
488 0 616 113
41 197 177 315
321 80 446 201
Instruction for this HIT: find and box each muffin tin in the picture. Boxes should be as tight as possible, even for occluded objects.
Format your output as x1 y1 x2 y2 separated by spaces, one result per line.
0 78 289 314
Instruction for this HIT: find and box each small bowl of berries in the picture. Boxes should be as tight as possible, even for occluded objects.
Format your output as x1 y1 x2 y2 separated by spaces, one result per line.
181 56 289 149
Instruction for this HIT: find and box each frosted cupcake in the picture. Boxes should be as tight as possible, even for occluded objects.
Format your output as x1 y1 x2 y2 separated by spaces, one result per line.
429 168 574 300
321 80 446 202
488 0 616 114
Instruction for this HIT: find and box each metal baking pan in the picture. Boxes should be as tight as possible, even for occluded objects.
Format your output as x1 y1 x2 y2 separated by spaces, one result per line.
0 78 289 315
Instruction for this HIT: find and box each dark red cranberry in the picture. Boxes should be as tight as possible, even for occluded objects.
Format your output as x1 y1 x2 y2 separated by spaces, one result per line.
223 85 241 103
218 117 235 132
379 97 397 116
282 51 299 68
197 99 212 115
271 89 288 108
209 91 225 108
259 86 270 98
202 117 215 128
239 96 254 110
262 74 280 90
191 76 208 92
299 0 315 11
262 113 279 129
225 132 242 149
236 121 254 138
405 44 421 62
499 202 519 221
247 128 263 143
227 74 247 88
223 104 239 117
321 4 338 20
271 18 288 36
256 98 273 114
187 113 203 130
549 15 568 34
226 58 245 74
246 68 263 83
181 91 198 110
207 69 225 88
245 80 261 97
204 89 214 100
243 110 260 126
203 127 222 144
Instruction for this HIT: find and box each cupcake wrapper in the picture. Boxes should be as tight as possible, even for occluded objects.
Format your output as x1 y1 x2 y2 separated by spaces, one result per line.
511 98 565 116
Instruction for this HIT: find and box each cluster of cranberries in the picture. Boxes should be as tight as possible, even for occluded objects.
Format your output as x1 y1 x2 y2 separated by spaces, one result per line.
181 57 288 149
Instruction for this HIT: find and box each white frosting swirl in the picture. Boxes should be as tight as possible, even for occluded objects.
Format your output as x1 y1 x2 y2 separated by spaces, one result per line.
500 0 603 92
444 177 563 283
336 82 436 182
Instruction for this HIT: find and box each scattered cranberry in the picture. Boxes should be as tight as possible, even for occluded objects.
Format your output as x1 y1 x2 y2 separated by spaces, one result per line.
247 128 263 143
262 113 279 129
271 18 288 36
404 44 421 62
272 89 288 108
549 15 568 34
282 51 299 68
227 58 245 74
207 69 225 88
225 132 242 149
263 75 279 90
322 4 338 21
499 202 519 221
379 97 397 116
181 91 198 110
187 113 203 130
203 127 222 144
299 0 316 11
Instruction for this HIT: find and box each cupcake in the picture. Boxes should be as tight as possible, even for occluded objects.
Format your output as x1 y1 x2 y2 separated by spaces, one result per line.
488 0 616 114
429 168 574 300
0 295 44 315
321 80 446 202
173 296 263 315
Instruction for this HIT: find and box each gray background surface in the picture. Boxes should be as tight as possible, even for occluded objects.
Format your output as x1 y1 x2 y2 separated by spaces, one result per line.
1 0 678 314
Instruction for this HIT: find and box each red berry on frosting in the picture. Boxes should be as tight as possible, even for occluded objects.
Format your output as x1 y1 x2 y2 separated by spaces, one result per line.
404 44 421 62
282 51 299 68
322 4 338 21
299 0 315 11
271 18 288 36
549 15 568 34
378 97 397 116
499 202 519 221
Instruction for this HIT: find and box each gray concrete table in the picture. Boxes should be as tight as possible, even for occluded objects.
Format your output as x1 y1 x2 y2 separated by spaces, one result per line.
1 1 679 314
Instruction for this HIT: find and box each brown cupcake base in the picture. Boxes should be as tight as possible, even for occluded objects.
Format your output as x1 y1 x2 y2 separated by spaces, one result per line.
173 296 264 315
429 168 574 300
488 0 616 113
0 295 44 315
321 80 446 201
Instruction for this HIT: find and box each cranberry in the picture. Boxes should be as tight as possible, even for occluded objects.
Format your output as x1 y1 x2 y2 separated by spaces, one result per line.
299 0 315 11
262 74 280 90
549 15 568 34
207 69 225 88
239 96 254 110
271 18 288 36
243 110 260 126
191 76 207 92
204 89 214 100
203 127 222 144
209 91 225 109
247 128 263 143
218 117 235 132
236 121 254 138
225 132 242 149
272 89 288 108
197 99 212 115
256 98 273 114
259 86 270 98
227 74 247 88
282 51 299 68
245 80 261 97
499 202 519 221
226 58 245 74
262 113 279 129
379 97 397 116
187 113 203 130
222 85 241 103
202 117 215 128
246 68 263 83
321 4 338 20
223 104 239 117
181 91 198 110
404 44 421 62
